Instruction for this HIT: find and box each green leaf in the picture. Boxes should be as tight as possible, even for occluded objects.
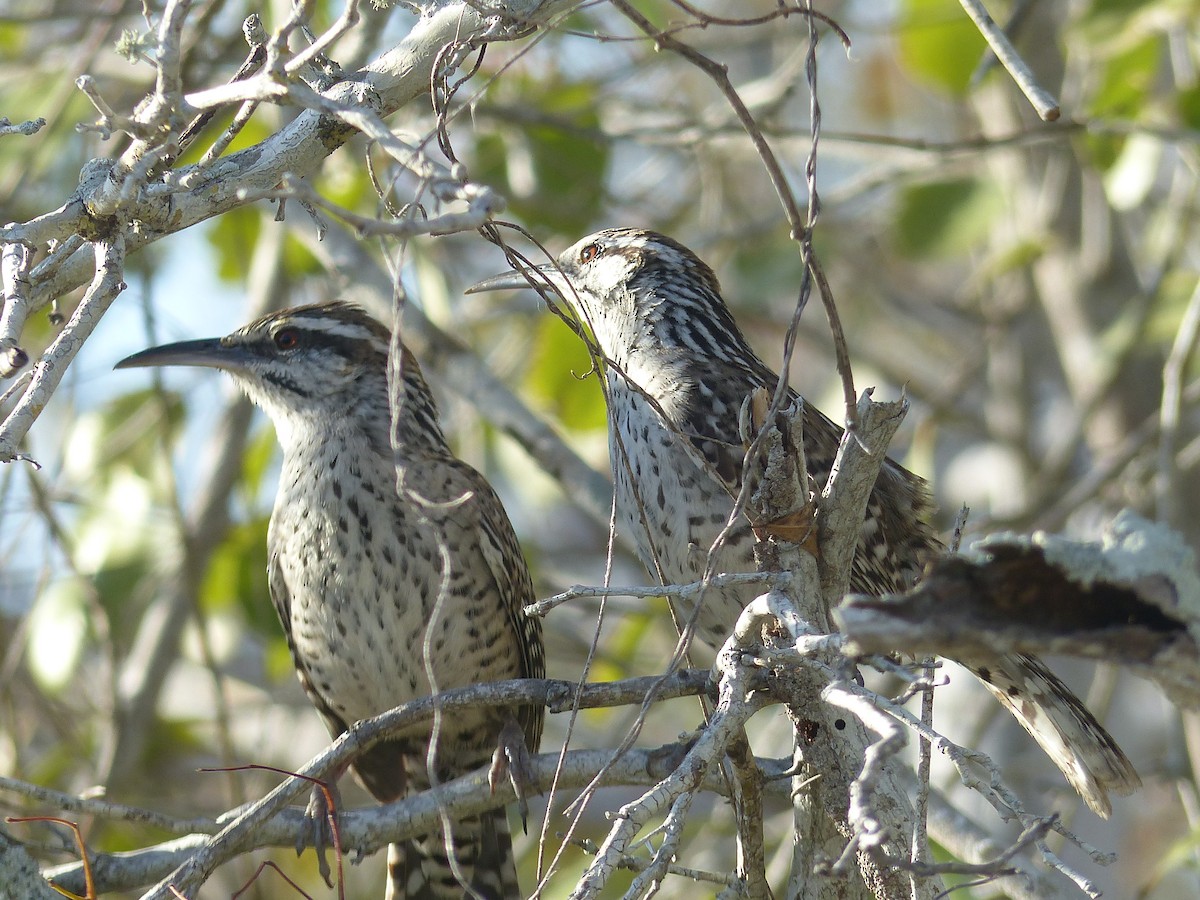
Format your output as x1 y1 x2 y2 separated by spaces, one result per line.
176 113 273 167
1074 10 1178 168
523 315 608 432
238 423 279 507
265 637 297 682
200 516 273 629
898 0 988 96
1088 35 1160 119
1074 0 1190 49
978 237 1046 279
1178 83 1200 129
99 387 187 468
1145 271 1200 348
53 387 177 526
731 232 803 312
281 229 322 277
893 177 1002 257
475 77 609 235
143 718 208 767
206 207 262 282
94 557 157 636
0 22 26 55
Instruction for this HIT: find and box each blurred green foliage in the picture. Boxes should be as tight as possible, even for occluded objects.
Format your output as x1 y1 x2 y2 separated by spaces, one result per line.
898 0 988 95
473 76 609 236
523 314 608 431
893 177 1003 258
2 1 1197 896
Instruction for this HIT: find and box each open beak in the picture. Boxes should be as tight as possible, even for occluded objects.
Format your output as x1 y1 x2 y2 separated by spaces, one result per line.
466 264 561 295
114 337 253 373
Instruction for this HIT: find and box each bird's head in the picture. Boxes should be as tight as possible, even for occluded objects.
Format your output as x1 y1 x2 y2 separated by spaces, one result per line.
469 228 748 368
115 302 397 449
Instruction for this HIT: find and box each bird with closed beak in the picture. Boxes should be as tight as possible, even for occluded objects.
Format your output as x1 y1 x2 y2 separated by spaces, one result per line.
470 227 1139 818
117 301 543 899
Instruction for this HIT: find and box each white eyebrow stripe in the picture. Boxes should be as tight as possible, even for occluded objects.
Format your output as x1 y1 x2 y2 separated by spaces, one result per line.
282 318 388 350
284 317 370 339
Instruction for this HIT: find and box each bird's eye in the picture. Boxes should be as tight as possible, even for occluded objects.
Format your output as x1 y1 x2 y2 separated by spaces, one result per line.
273 328 300 350
579 243 601 264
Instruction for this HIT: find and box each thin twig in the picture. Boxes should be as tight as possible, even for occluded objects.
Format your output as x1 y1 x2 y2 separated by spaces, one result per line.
957 0 1060 120
1156 278 1200 527
0 236 127 463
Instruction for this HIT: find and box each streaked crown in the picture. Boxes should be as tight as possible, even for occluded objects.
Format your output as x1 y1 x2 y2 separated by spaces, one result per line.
230 301 392 401
520 229 762 373
116 301 446 457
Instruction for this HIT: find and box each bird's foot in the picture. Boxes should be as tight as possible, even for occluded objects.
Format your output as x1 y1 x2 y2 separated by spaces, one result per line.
297 779 342 887
489 716 537 832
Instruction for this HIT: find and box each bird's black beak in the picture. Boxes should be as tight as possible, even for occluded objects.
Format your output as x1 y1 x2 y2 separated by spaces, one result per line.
466 264 560 295
115 337 253 373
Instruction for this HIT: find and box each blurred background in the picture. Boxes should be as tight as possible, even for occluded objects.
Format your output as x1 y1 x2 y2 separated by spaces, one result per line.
0 0 1197 896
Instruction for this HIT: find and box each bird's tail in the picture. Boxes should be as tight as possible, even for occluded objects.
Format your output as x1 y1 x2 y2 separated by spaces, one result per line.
972 653 1140 817
385 807 518 900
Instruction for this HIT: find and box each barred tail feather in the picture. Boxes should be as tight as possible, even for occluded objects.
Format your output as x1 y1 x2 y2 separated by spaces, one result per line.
972 653 1140 818
385 808 517 899
386 841 439 900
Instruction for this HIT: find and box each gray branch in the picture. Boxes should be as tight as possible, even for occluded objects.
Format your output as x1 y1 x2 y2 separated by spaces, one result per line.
836 510 1200 709
746 392 939 900
27 672 711 897
0 829 60 900
0 0 572 459
0 236 127 462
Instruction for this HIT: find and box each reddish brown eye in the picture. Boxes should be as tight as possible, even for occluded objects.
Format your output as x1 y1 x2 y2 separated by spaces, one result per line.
274 328 299 350
579 243 601 264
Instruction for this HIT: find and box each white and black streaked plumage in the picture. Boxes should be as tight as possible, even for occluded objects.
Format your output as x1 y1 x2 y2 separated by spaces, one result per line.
118 302 544 898
472 228 1139 817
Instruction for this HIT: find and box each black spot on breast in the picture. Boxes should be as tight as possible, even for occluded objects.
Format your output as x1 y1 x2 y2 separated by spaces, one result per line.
977 667 991 683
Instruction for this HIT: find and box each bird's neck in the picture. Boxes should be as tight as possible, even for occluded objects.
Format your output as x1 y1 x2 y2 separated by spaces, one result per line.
271 402 390 475
597 285 749 410
589 328 692 430
261 374 449 475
